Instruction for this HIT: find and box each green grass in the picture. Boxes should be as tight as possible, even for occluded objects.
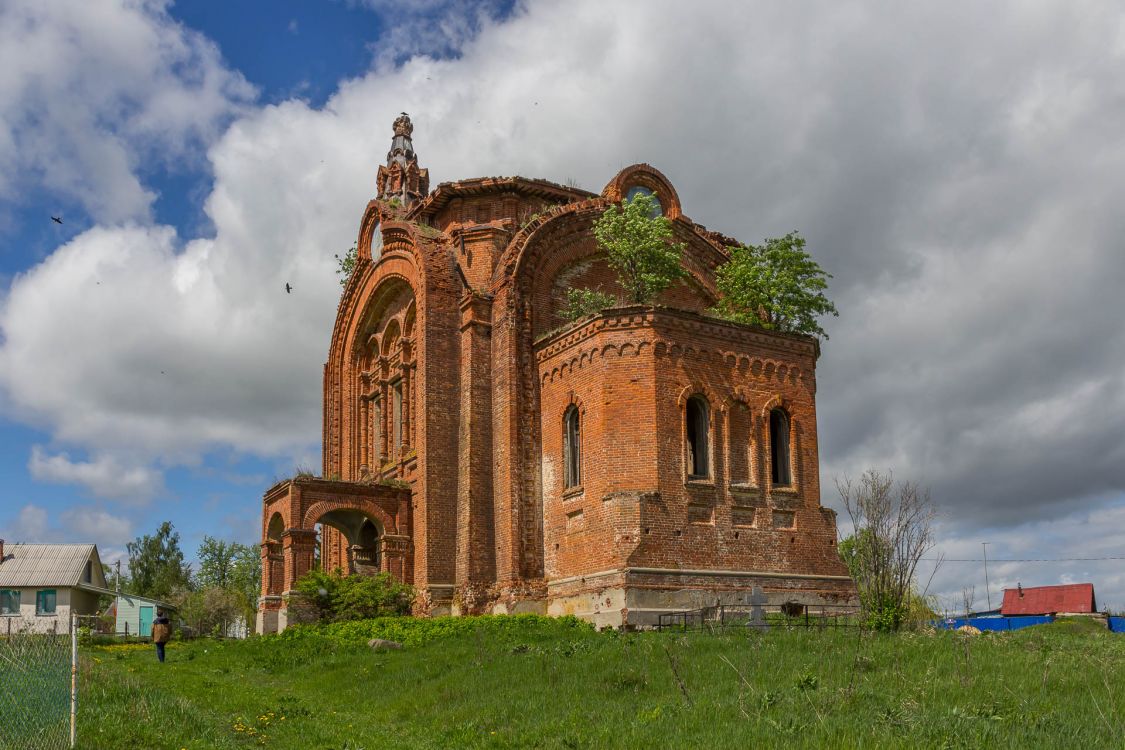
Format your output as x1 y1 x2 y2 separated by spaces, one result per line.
75 617 1125 749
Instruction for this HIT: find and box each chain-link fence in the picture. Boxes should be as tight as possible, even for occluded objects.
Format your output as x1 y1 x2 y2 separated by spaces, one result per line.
0 615 76 750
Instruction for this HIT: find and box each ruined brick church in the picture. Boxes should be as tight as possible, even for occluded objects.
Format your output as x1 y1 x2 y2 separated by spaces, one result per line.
258 114 853 632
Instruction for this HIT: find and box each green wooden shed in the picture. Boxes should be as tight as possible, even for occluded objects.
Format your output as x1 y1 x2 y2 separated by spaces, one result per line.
113 593 175 637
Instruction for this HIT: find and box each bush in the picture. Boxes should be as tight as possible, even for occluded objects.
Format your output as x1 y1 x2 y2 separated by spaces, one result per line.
292 569 414 622
562 288 615 321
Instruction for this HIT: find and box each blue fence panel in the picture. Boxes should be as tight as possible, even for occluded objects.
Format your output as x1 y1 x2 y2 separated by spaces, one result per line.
1108 617 1125 633
936 616 1053 631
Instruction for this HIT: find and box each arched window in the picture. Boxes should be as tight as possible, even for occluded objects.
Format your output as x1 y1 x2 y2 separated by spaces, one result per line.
266 513 284 543
564 405 581 488
357 519 381 570
686 396 710 478
770 408 792 486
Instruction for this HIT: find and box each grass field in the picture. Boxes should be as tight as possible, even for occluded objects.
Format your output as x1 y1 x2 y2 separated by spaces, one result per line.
76 616 1125 749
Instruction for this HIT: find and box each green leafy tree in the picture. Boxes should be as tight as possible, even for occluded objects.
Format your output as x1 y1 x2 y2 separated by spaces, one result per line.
173 586 243 637
194 537 262 633
293 568 413 622
592 192 686 304
196 536 239 589
334 244 357 288
126 521 193 600
562 287 616 322
712 231 838 339
229 544 262 633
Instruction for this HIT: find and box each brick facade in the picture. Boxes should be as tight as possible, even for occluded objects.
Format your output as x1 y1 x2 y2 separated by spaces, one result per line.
258 115 854 632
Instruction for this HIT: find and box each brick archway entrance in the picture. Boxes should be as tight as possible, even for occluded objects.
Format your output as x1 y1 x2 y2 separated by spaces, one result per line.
257 477 412 634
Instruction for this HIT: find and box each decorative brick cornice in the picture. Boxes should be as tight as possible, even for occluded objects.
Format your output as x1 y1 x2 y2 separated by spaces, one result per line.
408 176 595 223
534 306 818 361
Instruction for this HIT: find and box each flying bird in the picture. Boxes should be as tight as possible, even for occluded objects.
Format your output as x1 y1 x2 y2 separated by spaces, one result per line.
285 283 293 294
51 216 62 224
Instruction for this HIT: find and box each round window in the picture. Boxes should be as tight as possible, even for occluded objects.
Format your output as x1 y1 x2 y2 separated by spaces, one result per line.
625 185 662 217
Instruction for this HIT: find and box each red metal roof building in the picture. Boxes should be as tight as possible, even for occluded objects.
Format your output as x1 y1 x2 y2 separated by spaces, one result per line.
1000 583 1096 616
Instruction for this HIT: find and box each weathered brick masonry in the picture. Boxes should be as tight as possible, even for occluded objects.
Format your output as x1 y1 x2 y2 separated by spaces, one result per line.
258 114 854 632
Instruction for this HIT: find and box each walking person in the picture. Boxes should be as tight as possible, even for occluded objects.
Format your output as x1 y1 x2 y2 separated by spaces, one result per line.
152 609 172 663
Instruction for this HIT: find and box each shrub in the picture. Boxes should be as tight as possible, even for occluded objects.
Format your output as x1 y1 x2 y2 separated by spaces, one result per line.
334 245 358 288
562 288 615 321
292 569 413 622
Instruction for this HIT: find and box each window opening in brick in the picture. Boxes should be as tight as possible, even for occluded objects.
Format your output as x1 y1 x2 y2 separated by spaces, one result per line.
564 405 581 488
770 408 792 486
392 378 404 458
356 519 381 570
686 396 710 478
313 523 324 568
267 512 284 542
625 185 662 217
370 221 383 262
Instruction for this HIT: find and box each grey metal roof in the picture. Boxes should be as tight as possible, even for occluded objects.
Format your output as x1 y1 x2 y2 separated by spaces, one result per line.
0 543 106 588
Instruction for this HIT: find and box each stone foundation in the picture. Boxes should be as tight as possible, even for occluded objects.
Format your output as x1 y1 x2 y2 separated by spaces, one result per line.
546 567 856 628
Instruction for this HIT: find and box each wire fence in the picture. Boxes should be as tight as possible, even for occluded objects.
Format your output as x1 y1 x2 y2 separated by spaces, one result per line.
657 602 863 632
0 615 76 750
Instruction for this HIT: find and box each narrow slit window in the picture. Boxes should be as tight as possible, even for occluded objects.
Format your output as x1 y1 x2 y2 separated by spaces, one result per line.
392 379 403 457
564 406 581 488
686 396 710 478
770 408 792 486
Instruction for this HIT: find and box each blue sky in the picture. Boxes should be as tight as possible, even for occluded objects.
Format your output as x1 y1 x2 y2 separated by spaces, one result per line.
1 1 1123 611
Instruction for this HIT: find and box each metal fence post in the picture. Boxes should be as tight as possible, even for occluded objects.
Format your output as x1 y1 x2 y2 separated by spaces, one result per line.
70 612 77 748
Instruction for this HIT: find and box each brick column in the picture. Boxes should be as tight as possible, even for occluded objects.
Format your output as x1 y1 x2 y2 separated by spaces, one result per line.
456 293 497 602
281 528 318 592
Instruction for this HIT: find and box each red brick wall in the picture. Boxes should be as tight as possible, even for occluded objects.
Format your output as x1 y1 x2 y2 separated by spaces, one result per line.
537 308 849 585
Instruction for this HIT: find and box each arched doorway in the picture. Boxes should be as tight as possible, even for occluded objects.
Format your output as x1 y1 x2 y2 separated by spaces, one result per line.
258 476 413 633
313 509 384 575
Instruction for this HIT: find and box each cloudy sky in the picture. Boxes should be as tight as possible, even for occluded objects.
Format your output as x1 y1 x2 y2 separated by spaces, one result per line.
1 0 1122 612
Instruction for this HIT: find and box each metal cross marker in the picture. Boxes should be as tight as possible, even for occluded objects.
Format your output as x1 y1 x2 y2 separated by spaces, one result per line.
746 586 769 631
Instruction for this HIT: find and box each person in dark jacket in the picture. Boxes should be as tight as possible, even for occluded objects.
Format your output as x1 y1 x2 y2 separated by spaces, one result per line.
152 609 172 663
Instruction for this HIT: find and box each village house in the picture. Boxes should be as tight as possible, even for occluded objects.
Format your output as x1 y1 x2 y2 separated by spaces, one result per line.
259 114 855 631
1000 582 1097 617
0 540 110 634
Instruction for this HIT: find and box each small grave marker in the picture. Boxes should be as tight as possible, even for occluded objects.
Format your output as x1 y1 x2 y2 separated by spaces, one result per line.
746 586 769 632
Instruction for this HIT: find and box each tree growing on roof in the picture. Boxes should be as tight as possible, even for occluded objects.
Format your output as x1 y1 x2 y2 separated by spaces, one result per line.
592 191 686 305
711 231 838 339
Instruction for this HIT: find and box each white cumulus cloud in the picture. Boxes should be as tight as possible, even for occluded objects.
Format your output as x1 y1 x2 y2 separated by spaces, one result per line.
28 447 163 503
0 0 254 223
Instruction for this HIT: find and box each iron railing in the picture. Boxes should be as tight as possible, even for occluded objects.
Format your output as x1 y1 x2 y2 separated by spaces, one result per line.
657 603 862 632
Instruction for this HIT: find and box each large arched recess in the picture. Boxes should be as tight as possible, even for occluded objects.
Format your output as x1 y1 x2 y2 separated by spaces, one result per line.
486 195 730 582
322 210 461 597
